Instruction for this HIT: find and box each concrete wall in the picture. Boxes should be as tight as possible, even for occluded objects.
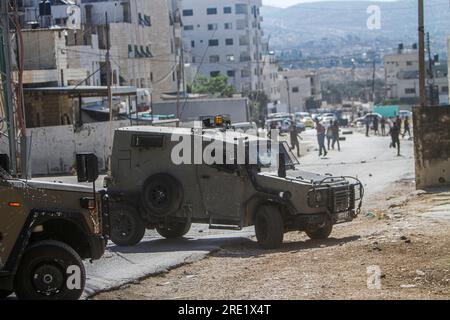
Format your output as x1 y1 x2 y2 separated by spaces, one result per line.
413 106 450 189
1 120 178 176
153 98 249 123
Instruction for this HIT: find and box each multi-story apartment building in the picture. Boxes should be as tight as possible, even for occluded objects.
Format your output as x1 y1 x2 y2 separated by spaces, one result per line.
177 0 263 93
280 70 322 113
385 45 448 105
19 0 177 102
261 49 280 103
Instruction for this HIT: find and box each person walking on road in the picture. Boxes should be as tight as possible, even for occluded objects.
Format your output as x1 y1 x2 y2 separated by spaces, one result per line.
373 116 379 136
402 117 411 139
315 119 327 157
380 117 386 136
389 121 401 156
365 117 371 137
289 123 302 157
331 120 341 151
326 120 333 150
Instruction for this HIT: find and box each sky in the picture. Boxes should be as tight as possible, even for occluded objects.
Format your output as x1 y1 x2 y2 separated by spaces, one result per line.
262 0 398 9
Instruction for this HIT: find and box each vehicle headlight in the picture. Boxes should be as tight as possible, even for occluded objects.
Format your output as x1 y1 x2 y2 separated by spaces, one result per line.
308 190 328 207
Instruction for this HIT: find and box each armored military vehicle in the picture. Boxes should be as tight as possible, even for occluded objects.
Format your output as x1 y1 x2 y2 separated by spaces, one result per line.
106 117 363 249
0 154 109 300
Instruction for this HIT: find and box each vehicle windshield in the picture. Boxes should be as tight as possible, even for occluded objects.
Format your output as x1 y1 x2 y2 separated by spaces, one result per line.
255 141 299 169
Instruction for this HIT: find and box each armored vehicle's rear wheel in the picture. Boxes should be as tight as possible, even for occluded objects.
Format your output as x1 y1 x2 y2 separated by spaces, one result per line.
156 220 191 239
14 240 85 300
142 174 183 217
0 290 13 299
110 204 146 246
306 218 333 240
255 205 284 249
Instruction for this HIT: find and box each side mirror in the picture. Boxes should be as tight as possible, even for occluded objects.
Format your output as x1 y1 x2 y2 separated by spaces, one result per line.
0 154 9 172
76 153 99 183
278 152 286 178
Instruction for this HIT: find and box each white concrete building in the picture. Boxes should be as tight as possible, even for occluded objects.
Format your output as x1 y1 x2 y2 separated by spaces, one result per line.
177 0 264 93
261 50 280 103
385 47 448 105
279 70 322 113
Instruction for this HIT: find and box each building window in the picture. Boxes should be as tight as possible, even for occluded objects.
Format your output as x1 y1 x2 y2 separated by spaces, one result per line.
210 71 220 77
209 39 219 46
207 8 218 15
292 87 299 93
224 22 233 30
224 7 232 14
184 25 194 31
191 40 195 48
235 4 248 14
405 88 416 94
209 55 220 63
183 9 194 16
225 38 234 46
208 23 218 31
226 54 235 62
227 70 235 77
406 61 413 66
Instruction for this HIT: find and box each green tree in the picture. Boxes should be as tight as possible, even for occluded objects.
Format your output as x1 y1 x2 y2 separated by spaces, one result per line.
191 74 235 97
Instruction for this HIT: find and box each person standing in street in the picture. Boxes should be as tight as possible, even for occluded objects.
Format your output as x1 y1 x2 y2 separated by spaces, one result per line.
389 122 401 156
326 120 333 150
402 117 411 139
365 116 371 137
289 122 302 157
380 117 386 136
315 119 327 157
373 116 379 136
331 120 341 151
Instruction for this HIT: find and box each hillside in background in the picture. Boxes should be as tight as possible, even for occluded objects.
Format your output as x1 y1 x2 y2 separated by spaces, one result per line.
261 0 450 54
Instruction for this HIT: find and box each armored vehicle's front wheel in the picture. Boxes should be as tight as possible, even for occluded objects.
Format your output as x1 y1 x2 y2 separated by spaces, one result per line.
14 240 85 300
110 204 146 246
306 218 333 240
0 290 13 299
255 205 284 249
156 220 191 239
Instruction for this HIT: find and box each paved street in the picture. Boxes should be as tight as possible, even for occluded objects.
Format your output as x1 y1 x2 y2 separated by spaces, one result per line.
35 128 417 298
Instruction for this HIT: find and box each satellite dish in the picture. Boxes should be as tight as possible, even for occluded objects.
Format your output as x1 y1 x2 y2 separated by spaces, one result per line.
66 5 81 30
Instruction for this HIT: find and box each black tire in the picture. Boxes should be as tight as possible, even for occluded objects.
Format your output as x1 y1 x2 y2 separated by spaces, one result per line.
255 205 284 249
306 218 333 240
0 290 13 299
14 240 85 300
141 174 183 217
110 204 146 246
156 221 191 239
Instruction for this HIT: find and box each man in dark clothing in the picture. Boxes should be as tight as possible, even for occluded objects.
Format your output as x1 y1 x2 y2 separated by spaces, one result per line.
315 119 327 157
289 123 302 157
331 121 341 151
365 117 371 137
390 122 401 156
373 116 379 136
380 117 386 136
402 117 411 139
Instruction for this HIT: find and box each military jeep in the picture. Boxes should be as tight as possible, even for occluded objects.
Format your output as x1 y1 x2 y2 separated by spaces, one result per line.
105 125 363 249
0 154 109 300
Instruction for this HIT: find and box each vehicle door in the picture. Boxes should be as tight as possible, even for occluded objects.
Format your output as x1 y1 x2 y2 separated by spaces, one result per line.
196 162 246 224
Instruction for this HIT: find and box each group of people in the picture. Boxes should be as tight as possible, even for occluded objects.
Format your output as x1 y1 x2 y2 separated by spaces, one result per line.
315 119 341 157
365 115 412 157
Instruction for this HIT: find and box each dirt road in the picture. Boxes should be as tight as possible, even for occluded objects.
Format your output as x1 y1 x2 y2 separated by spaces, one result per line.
94 179 450 300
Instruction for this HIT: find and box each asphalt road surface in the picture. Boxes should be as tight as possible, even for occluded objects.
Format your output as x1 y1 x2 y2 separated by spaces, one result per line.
35 128 415 297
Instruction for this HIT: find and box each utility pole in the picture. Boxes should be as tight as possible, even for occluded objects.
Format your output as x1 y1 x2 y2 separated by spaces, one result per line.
426 32 435 106
285 77 291 114
1 1 18 176
418 0 426 107
172 9 181 127
105 12 113 142
371 59 376 104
